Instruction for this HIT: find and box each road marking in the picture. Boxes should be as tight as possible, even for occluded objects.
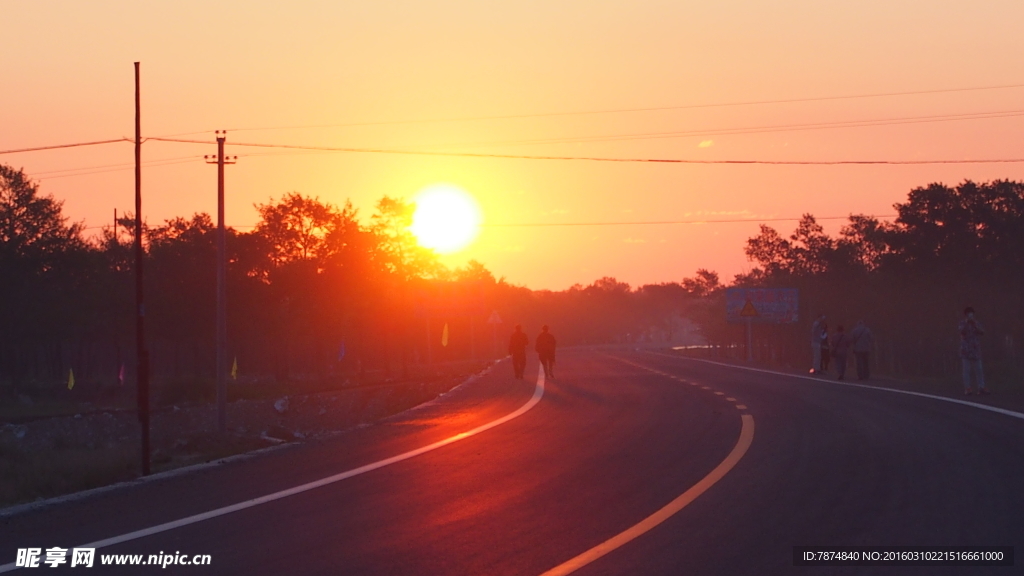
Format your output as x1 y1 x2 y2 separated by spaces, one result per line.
714 391 725 396
736 405 748 410
539 413 755 576
726 397 737 402
647 352 1024 421
0 367 547 574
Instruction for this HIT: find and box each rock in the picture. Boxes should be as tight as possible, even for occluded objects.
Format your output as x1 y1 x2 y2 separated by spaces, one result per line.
318 408 327 416
14 427 27 439
73 414 82 419
259 432 286 444
273 397 289 414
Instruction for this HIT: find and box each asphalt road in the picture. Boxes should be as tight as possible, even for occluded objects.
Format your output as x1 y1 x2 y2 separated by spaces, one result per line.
2 349 1022 575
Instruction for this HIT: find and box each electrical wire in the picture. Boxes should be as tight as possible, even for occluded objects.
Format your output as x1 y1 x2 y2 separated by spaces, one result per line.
29 156 203 180
148 136 1024 165
412 109 1024 149
483 215 897 227
158 81 1024 137
0 138 131 156
80 215 894 232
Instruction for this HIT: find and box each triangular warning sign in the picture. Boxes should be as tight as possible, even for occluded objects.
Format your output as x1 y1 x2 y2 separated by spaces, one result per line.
486 310 503 325
740 299 759 317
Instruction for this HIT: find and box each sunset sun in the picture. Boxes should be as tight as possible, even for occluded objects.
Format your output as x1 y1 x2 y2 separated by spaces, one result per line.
410 184 482 254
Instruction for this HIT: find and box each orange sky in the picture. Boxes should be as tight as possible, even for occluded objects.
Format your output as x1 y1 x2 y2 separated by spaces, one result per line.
4 1 1024 290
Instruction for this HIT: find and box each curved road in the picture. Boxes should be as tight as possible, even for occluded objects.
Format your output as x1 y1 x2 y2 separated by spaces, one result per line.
2 349 1022 574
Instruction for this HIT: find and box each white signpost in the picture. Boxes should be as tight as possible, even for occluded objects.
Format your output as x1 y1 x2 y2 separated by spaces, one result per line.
487 310 503 358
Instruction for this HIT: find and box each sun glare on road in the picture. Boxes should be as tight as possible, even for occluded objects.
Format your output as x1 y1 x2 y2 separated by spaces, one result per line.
410 184 482 254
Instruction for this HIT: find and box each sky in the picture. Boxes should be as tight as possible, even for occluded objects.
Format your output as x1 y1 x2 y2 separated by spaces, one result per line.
3 0 1024 290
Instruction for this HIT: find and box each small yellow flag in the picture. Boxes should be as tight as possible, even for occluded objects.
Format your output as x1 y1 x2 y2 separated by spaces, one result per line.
441 323 449 347
231 357 238 380
67 369 75 390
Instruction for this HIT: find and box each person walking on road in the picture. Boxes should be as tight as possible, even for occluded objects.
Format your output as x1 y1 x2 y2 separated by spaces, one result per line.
811 314 826 373
508 325 529 379
819 322 831 373
959 307 989 395
536 325 557 379
831 325 851 380
849 320 874 380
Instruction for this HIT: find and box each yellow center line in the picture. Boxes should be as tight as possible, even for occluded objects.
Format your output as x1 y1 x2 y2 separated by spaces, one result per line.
538 414 756 576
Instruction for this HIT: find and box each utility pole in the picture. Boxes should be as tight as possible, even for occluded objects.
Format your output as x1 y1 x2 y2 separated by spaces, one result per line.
133 62 151 476
205 132 236 433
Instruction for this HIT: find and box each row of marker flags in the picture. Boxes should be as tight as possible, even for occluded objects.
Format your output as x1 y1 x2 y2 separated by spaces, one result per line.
65 322 457 390
64 324 462 390
66 357 239 390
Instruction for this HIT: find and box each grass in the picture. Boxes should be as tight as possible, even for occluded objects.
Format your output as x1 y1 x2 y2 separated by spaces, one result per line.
0 439 139 508
0 359 493 509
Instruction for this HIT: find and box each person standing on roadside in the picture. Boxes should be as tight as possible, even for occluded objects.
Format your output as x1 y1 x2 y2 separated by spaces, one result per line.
849 320 874 380
811 314 826 373
959 307 989 395
536 325 557 379
819 322 831 374
831 325 851 380
508 325 529 379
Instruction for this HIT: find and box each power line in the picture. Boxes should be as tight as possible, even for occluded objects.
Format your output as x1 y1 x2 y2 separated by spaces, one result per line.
484 215 897 227
414 109 1024 149
29 156 202 180
149 136 1024 165
0 138 130 156
160 81 1024 136
80 215 892 232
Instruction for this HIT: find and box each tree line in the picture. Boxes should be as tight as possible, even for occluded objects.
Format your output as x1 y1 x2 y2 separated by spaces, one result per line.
2 162 1021 405
700 179 1024 382
0 164 698 405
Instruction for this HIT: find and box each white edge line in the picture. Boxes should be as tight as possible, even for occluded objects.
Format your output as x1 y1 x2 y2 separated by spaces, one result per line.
646 351 1024 421
0 367 545 573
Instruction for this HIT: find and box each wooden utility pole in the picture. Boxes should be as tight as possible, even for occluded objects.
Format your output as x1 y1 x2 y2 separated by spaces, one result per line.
133 62 151 476
205 132 236 433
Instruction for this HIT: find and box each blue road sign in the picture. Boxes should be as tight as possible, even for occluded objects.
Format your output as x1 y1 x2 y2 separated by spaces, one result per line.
726 288 799 324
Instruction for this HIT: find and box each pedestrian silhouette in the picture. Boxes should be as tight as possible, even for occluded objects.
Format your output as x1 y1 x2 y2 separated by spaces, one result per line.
536 325 557 379
959 307 989 395
819 322 831 373
831 325 851 380
849 320 874 380
810 313 825 373
508 324 529 379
